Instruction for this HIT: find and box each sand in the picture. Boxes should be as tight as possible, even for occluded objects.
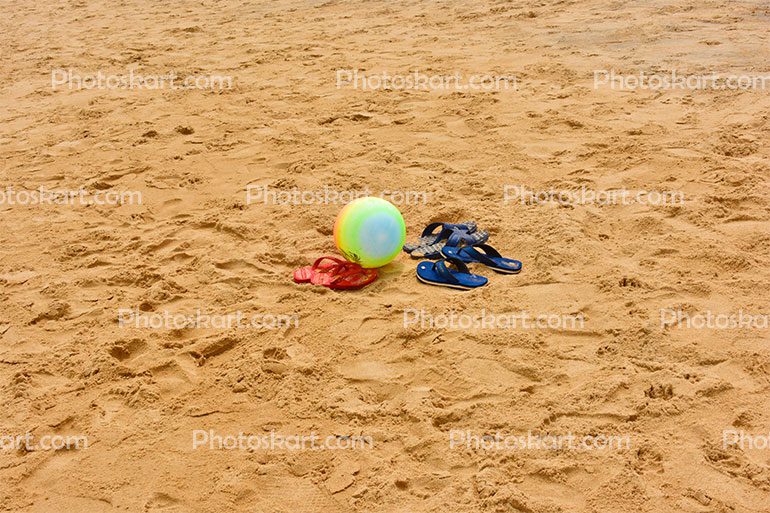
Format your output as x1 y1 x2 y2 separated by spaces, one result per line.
1 0 769 512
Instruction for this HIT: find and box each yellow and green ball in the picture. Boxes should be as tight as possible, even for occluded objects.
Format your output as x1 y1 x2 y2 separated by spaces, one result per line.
333 197 406 268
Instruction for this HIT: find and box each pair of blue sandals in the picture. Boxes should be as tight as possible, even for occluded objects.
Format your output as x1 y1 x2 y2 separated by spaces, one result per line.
402 221 522 290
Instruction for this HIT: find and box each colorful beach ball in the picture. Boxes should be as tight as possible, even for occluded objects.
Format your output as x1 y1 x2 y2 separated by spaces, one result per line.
334 197 406 268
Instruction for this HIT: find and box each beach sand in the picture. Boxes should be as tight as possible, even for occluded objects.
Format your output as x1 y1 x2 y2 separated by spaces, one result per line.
1 0 769 511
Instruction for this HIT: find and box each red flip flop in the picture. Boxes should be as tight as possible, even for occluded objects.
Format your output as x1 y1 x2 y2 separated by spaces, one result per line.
309 258 364 286
293 256 347 284
293 256 378 290
328 267 378 290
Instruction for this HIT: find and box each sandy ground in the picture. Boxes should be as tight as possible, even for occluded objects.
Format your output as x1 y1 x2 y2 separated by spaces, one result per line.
1 0 770 512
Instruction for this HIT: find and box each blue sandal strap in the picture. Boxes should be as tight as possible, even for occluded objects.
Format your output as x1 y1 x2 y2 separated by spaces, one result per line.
420 222 445 238
446 257 471 274
462 244 502 266
421 221 476 237
434 258 470 284
446 229 474 247
435 260 459 284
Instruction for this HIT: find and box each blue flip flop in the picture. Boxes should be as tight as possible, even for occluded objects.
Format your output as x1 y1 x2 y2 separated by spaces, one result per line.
416 257 488 290
441 244 522 274
409 226 489 259
403 221 478 253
